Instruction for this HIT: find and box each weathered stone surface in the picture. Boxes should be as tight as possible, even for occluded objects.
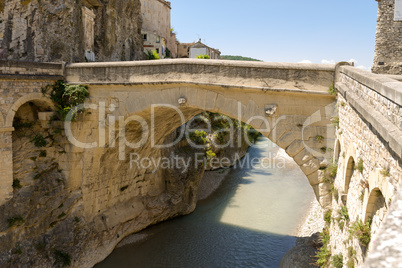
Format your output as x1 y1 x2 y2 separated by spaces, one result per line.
279 232 321 268
372 0 402 75
0 0 143 62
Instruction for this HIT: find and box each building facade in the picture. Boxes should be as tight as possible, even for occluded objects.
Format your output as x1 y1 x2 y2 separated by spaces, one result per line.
140 0 177 58
372 0 402 74
177 40 221 59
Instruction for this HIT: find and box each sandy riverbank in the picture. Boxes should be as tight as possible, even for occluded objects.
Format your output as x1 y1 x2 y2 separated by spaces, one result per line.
295 198 325 237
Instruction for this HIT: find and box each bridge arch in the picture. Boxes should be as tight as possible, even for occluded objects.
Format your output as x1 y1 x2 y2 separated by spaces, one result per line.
104 83 337 207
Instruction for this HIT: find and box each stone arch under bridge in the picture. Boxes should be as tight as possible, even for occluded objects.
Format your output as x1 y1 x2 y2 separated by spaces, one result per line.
0 93 56 205
64 81 337 211
0 60 339 211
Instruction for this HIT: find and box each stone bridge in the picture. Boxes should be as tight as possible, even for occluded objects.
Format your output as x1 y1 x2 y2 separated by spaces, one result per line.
0 59 401 267
0 59 337 208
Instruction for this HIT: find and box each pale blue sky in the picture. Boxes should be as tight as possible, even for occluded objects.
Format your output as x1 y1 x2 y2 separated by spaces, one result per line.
171 0 378 70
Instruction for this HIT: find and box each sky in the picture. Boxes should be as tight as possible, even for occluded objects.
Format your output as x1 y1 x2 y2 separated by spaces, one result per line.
171 0 378 71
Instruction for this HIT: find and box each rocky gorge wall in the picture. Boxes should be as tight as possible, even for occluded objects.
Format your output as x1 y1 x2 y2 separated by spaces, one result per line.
0 72 255 267
0 0 143 62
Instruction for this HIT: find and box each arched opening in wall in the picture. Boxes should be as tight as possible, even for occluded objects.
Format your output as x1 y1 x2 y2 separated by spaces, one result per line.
342 156 355 204
100 108 320 266
364 188 387 240
11 100 62 196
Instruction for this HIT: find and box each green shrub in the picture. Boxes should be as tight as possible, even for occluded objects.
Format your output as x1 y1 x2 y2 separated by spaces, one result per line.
380 168 390 177
144 50 160 60
356 158 364 174
328 83 337 96
189 130 208 145
42 80 89 120
30 134 48 147
7 216 24 228
332 116 340 127
324 210 332 223
332 253 343 268
196 54 210 59
338 205 349 221
347 246 356 268
54 250 71 267
12 179 22 189
205 149 216 160
328 163 338 178
349 220 371 247
315 246 331 267
315 135 324 142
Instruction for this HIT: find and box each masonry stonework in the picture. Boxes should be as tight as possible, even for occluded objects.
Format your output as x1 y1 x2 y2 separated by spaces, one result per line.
327 66 402 267
0 60 401 267
372 0 402 74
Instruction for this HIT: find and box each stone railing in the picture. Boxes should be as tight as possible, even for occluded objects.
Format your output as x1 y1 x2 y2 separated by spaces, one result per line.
65 59 335 93
335 66 402 267
336 66 402 159
0 60 64 79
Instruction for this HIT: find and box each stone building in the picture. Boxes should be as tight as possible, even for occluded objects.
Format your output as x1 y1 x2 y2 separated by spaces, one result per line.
372 0 402 74
0 0 144 62
140 0 177 58
177 40 221 59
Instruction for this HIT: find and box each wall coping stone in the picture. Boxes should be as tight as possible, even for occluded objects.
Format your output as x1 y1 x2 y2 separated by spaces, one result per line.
336 81 402 159
0 60 63 70
68 80 334 96
66 58 336 72
0 74 64 81
339 66 402 105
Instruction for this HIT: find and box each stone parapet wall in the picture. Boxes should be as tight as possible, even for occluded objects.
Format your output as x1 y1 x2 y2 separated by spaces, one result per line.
65 59 336 93
0 60 63 77
326 66 402 267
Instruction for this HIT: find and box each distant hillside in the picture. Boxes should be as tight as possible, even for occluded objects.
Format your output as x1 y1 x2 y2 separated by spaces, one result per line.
220 55 262 62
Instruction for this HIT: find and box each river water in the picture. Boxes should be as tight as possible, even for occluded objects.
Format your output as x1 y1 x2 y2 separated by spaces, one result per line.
95 136 315 268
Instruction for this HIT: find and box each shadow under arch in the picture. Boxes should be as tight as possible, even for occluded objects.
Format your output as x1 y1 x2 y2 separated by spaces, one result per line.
364 187 386 223
333 139 341 163
344 156 355 195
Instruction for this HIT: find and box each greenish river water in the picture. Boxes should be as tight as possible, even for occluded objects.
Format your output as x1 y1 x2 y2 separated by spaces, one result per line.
95 136 314 268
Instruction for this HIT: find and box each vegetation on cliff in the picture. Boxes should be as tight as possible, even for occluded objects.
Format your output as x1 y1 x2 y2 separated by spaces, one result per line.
42 80 89 120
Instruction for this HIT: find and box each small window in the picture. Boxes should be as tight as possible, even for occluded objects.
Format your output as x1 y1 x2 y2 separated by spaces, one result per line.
156 36 160 43
156 48 159 53
143 34 147 41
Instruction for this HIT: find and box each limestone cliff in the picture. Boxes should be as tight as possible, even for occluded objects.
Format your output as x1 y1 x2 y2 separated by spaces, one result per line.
0 100 255 267
0 0 143 62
